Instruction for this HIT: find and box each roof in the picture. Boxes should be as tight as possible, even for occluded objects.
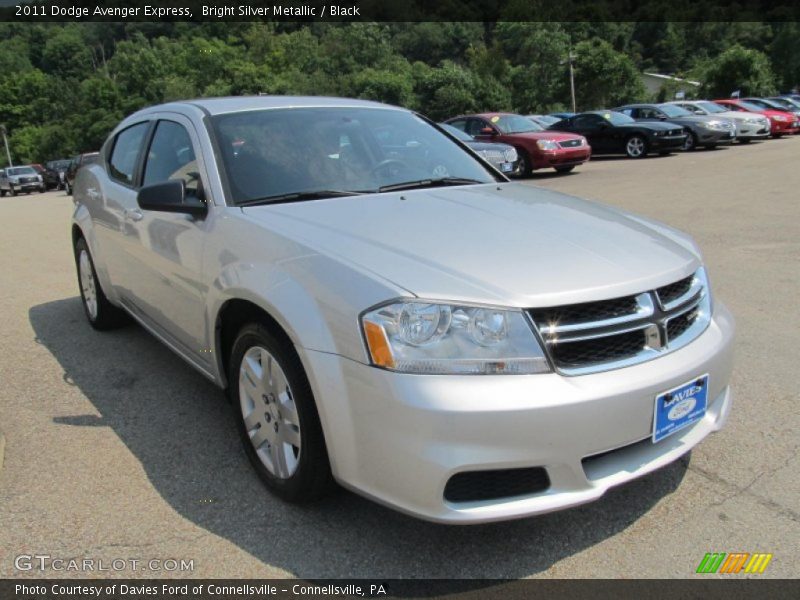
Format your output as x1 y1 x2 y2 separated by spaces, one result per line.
132 95 405 117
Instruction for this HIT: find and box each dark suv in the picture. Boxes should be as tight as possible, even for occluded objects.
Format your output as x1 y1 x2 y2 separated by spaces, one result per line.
46 159 73 190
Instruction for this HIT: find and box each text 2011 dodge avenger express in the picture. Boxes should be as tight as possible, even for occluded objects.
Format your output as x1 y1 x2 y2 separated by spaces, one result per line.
71 96 734 523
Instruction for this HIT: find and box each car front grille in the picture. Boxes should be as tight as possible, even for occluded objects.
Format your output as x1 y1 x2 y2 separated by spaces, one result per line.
444 467 550 503
20 177 36 184
528 269 711 375
558 139 582 148
476 149 505 165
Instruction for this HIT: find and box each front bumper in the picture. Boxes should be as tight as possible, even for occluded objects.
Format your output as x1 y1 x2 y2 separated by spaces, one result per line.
532 147 591 170
302 302 735 523
9 181 43 192
649 135 687 151
696 128 735 145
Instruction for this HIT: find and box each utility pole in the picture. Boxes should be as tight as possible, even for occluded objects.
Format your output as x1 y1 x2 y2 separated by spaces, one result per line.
568 49 577 113
0 125 11 168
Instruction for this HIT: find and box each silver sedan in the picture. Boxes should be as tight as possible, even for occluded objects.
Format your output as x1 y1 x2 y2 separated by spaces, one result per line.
668 100 771 142
71 96 734 523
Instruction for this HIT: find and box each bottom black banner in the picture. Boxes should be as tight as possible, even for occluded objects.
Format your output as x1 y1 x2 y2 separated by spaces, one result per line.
2 579 799 600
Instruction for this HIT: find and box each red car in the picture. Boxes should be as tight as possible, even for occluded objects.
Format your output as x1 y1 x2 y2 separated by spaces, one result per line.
714 99 799 137
445 113 591 175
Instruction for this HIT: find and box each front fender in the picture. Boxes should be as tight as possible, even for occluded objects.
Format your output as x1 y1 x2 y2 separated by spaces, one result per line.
207 251 407 383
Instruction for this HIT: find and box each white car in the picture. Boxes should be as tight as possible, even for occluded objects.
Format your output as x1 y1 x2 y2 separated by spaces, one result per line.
668 100 770 142
71 96 735 523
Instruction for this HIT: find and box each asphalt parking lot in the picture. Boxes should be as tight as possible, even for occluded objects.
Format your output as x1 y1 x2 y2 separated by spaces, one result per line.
0 137 798 579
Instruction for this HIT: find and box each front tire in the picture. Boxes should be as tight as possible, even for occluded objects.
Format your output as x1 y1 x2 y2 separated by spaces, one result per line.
65 181 72 195
73 237 128 330
229 323 333 503
684 132 697 151
739 138 752 144
9 186 17 196
625 135 648 158
554 165 575 174
516 150 532 177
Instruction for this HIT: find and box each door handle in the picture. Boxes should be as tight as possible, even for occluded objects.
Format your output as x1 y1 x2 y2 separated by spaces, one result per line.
124 208 143 222
86 187 101 200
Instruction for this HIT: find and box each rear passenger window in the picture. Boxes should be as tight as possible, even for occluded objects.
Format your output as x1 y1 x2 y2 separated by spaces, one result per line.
142 121 199 196
108 122 149 185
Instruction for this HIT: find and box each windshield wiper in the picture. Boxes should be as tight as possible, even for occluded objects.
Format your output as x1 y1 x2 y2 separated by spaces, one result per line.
378 177 485 193
237 189 366 207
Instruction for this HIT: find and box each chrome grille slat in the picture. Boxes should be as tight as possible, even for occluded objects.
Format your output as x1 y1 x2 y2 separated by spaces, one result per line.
528 269 711 375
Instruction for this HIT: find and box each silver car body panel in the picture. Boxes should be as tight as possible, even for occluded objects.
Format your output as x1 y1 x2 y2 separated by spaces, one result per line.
72 96 735 522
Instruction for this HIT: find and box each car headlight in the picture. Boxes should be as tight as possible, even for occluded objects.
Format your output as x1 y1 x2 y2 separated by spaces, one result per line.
536 139 560 151
504 147 518 162
773 115 789 122
361 300 551 375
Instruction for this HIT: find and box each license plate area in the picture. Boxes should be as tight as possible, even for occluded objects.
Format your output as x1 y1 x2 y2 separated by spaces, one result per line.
652 374 709 443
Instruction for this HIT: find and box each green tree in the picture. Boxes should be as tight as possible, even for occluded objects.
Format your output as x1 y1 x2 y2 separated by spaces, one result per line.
700 44 777 97
572 39 646 109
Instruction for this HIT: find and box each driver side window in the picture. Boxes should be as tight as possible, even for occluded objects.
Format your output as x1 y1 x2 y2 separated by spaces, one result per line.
142 120 200 196
573 115 603 131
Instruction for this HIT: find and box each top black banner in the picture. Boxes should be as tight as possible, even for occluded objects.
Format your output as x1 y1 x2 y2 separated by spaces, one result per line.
2 0 800 22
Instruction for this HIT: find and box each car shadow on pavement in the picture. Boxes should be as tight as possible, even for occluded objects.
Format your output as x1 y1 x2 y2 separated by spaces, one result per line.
30 297 689 579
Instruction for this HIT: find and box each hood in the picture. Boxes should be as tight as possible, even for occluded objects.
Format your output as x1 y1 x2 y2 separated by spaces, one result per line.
465 140 515 153
242 183 701 308
717 110 766 122
620 121 682 131
505 131 583 142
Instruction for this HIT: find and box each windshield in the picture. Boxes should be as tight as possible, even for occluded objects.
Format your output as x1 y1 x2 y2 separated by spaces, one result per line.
530 115 559 126
493 115 543 134
769 98 798 109
598 111 635 125
737 101 767 112
439 123 473 142
7 167 36 176
697 101 727 114
659 104 693 117
211 107 496 205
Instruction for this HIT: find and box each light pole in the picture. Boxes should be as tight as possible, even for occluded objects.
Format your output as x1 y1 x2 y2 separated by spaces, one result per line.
568 50 577 113
0 125 11 168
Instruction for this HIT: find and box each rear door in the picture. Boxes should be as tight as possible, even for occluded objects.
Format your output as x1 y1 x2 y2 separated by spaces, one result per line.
94 121 152 295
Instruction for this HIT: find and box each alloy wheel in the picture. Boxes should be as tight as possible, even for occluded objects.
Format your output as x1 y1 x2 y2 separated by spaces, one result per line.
78 249 98 320
626 137 645 158
238 346 302 479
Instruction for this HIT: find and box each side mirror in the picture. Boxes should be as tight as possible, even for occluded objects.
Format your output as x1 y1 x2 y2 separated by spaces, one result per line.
479 127 496 135
137 179 207 218
658 114 667 120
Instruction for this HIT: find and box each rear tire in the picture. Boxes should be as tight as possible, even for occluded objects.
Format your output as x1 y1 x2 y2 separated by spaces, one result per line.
73 237 128 330
65 181 72 195
229 322 333 503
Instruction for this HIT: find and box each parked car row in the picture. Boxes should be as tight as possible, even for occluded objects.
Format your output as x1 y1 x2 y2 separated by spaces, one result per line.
438 96 798 175
0 153 102 199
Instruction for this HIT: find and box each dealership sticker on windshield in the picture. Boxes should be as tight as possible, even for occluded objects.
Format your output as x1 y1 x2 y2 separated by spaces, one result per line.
652 374 708 443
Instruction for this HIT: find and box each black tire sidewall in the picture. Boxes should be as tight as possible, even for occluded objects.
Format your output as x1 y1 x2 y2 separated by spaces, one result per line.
73 237 126 330
228 324 331 502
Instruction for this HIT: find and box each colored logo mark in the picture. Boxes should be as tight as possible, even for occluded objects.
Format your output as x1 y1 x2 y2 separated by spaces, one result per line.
696 552 773 574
